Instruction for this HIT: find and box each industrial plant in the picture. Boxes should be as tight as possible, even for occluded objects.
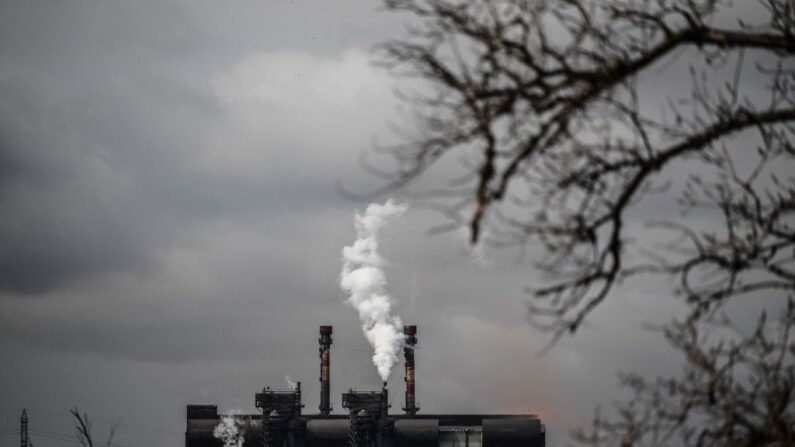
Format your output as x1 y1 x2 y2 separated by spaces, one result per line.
185 325 545 447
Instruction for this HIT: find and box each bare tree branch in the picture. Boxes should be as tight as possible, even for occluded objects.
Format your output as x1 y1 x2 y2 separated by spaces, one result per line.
376 0 795 337
70 407 119 447
573 298 795 447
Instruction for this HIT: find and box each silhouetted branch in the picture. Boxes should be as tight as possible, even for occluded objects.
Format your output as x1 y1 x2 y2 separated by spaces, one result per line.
71 407 94 447
70 407 119 447
378 0 795 337
573 298 795 447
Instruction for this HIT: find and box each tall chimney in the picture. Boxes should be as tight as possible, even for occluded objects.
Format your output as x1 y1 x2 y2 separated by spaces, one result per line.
403 325 418 416
319 325 333 416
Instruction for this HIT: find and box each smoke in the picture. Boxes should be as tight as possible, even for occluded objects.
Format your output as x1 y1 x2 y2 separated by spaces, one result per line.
340 199 407 381
284 374 297 390
213 415 243 447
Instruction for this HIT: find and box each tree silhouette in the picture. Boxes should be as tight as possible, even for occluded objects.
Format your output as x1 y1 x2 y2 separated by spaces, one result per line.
70 407 119 447
573 300 794 446
377 0 794 340
377 0 794 444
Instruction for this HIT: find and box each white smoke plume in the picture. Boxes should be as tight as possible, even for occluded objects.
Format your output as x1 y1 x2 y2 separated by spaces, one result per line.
213 415 243 447
284 374 297 390
340 199 407 381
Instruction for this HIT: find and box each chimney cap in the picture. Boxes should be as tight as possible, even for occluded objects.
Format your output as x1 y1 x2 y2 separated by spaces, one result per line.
403 325 417 335
319 325 333 335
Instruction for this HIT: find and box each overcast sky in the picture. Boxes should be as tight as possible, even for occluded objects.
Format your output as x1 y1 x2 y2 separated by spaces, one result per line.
1 1 779 446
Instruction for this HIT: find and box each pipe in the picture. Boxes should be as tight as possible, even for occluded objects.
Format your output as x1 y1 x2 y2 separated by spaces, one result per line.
403 325 418 416
350 409 373 447
294 381 302 417
381 382 389 419
319 325 333 416
264 410 287 447
394 419 438 446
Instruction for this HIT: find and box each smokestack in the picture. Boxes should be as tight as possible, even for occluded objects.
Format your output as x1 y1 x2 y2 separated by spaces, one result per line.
319 325 333 416
403 325 418 416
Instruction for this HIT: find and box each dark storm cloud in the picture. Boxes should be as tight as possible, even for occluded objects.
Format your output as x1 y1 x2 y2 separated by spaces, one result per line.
0 0 399 295
0 0 219 294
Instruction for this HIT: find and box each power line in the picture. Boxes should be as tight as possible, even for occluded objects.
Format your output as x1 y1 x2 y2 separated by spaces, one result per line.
28 431 87 446
29 429 126 447
0 407 183 447
23 408 181 435
20 409 28 447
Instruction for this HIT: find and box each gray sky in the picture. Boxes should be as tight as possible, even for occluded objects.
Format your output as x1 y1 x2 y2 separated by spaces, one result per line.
1 1 779 446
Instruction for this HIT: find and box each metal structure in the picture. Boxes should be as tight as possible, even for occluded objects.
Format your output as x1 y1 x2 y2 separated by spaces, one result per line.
319 326 333 417
342 386 391 447
402 325 418 417
20 409 28 447
185 325 545 447
256 384 303 447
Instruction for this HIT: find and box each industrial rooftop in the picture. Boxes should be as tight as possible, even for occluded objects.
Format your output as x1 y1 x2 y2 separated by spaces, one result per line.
186 325 545 447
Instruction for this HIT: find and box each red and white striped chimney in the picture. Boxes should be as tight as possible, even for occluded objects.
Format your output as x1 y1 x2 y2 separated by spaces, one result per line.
319 325 333 416
403 325 418 416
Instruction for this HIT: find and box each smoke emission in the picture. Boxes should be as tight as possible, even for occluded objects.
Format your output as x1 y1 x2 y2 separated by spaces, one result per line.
213 415 243 447
284 374 297 390
340 199 407 381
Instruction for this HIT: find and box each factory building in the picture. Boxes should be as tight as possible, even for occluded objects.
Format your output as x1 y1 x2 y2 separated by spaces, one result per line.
186 326 545 447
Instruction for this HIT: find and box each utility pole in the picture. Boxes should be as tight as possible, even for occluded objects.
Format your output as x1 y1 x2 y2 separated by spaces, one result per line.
20 409 28 447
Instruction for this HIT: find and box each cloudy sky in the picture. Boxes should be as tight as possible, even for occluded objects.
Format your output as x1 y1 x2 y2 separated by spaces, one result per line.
1 1 769 446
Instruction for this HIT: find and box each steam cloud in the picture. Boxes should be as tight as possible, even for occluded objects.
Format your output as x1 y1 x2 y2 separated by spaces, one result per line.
340 199 407 381
213 415 243 447
284 374 297 390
